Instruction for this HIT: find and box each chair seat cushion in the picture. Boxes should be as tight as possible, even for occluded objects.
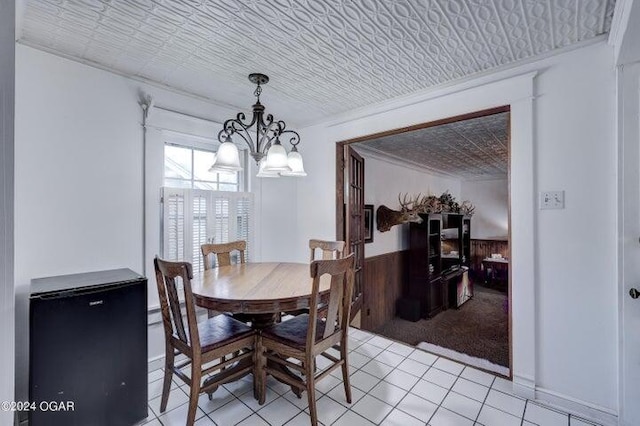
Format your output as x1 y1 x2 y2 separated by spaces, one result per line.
261 314 329 349
195 314 254 353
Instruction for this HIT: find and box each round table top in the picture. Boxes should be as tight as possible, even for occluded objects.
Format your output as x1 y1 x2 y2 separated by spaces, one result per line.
191 262 330 314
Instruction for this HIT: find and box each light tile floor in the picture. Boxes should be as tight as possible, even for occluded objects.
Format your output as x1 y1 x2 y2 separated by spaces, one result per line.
141 328 602 426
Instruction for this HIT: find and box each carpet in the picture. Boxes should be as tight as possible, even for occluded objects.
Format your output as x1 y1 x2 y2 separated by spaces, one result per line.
373 286 509 367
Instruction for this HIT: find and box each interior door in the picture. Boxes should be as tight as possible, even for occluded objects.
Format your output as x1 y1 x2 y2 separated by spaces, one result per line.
619 62 640 426
344 145 365 321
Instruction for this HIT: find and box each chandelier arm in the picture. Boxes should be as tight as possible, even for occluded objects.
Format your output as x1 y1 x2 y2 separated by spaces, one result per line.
231 128 256 152
254 113 274 152
261 113 275 129
280 129 301 147
221 113 258 153
257 121 279 153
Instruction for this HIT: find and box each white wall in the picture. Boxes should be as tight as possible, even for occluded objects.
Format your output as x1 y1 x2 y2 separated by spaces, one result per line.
0 1 15 424
295 42 617 423
534 42 616 419
357 151 461 257
14 45 146 404
460 179 509 240
13 45 299 401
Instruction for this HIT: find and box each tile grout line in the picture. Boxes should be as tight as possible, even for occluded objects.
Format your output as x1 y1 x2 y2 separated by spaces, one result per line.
472 370 495 425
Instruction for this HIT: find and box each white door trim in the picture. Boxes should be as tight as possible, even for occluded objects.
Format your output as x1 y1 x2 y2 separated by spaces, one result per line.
617 61 640 426
0 0 15 425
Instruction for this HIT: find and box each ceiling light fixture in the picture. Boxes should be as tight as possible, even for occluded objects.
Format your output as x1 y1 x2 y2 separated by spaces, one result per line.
209 73 306 177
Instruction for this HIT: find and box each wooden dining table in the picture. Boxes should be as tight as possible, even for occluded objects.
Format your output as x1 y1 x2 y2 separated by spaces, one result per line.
191 262 331 399
191 262 331 328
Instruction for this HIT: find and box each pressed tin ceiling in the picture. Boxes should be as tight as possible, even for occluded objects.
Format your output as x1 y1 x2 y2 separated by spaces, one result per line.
18 0 615 125
355 112 510 180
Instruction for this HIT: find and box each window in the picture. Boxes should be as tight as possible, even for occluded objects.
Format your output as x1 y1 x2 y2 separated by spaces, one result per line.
164 143 243 191
161 140 253 274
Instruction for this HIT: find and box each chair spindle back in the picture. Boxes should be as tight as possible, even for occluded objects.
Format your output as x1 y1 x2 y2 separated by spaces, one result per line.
307 254 355 346
201 240 247 270
154 257 199 349
309 239 345 262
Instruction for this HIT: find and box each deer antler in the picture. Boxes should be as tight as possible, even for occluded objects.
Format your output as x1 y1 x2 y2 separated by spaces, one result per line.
398 193 411 210
414 194 429 213
399 193 426 212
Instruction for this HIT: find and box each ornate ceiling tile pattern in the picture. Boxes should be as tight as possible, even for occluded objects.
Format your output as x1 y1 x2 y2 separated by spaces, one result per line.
19 1 614 124
358 112 510 180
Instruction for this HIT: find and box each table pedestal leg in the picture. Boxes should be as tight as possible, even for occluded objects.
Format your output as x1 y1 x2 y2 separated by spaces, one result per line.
250 313 279 330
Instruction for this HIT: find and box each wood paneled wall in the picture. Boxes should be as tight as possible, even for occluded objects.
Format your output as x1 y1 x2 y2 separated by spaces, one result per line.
360 242 508 330
361 250 408 331
470 239 509 277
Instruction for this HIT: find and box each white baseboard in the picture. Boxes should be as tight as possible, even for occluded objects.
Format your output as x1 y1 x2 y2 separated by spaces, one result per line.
147 308 208 366
534 387 618 426
512 374 536 399
147 354 165 372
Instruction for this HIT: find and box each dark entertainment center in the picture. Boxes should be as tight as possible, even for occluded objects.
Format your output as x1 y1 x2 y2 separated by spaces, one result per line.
405 213 472 319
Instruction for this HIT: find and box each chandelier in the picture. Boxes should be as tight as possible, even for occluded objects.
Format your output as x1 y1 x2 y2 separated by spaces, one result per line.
209 73 306 177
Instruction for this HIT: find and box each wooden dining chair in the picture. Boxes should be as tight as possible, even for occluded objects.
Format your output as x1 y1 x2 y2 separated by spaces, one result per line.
201 240 246 270
154 257 256 426
309 239 345 261
201 240 251 320
256 254 355 426
283 239 347 319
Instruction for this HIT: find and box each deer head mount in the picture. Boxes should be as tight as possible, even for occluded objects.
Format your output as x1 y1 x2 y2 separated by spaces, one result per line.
376 193 424 232
375 192 475 233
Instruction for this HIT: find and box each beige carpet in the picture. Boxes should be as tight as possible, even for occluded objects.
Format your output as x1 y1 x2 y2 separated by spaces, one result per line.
374 286 509 367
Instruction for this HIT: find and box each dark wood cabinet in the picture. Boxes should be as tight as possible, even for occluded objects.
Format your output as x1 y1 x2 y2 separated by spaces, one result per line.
408 213 473 318
408 213 444 318
441 214 472 271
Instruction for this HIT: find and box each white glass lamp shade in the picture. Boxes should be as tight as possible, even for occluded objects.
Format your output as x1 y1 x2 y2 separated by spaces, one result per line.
281 150 307 176
264 142 291 171
206 153 217 172
256 158 280 178
209 141 242 173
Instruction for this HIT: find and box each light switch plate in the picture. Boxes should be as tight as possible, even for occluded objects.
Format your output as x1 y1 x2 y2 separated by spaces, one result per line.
540 191 565 209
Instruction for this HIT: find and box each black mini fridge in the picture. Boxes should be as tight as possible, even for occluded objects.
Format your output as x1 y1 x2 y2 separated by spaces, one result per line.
29 268 148 426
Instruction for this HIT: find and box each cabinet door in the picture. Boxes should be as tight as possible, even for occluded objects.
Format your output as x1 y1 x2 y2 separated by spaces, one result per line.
426 277 444 318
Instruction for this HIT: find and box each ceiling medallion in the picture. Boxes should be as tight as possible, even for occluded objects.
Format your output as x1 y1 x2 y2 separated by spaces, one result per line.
209 73 306 177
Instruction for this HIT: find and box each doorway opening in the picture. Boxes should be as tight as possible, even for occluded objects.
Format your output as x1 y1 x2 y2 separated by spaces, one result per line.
336 106 511 376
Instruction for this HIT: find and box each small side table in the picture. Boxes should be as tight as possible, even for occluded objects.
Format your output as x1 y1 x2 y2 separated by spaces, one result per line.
482 258 509 289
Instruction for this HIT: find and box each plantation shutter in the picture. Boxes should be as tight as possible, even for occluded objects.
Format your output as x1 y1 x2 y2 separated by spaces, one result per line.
214 198 230 245
163 189 185 262
192 193 208 273
161 187 254 274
